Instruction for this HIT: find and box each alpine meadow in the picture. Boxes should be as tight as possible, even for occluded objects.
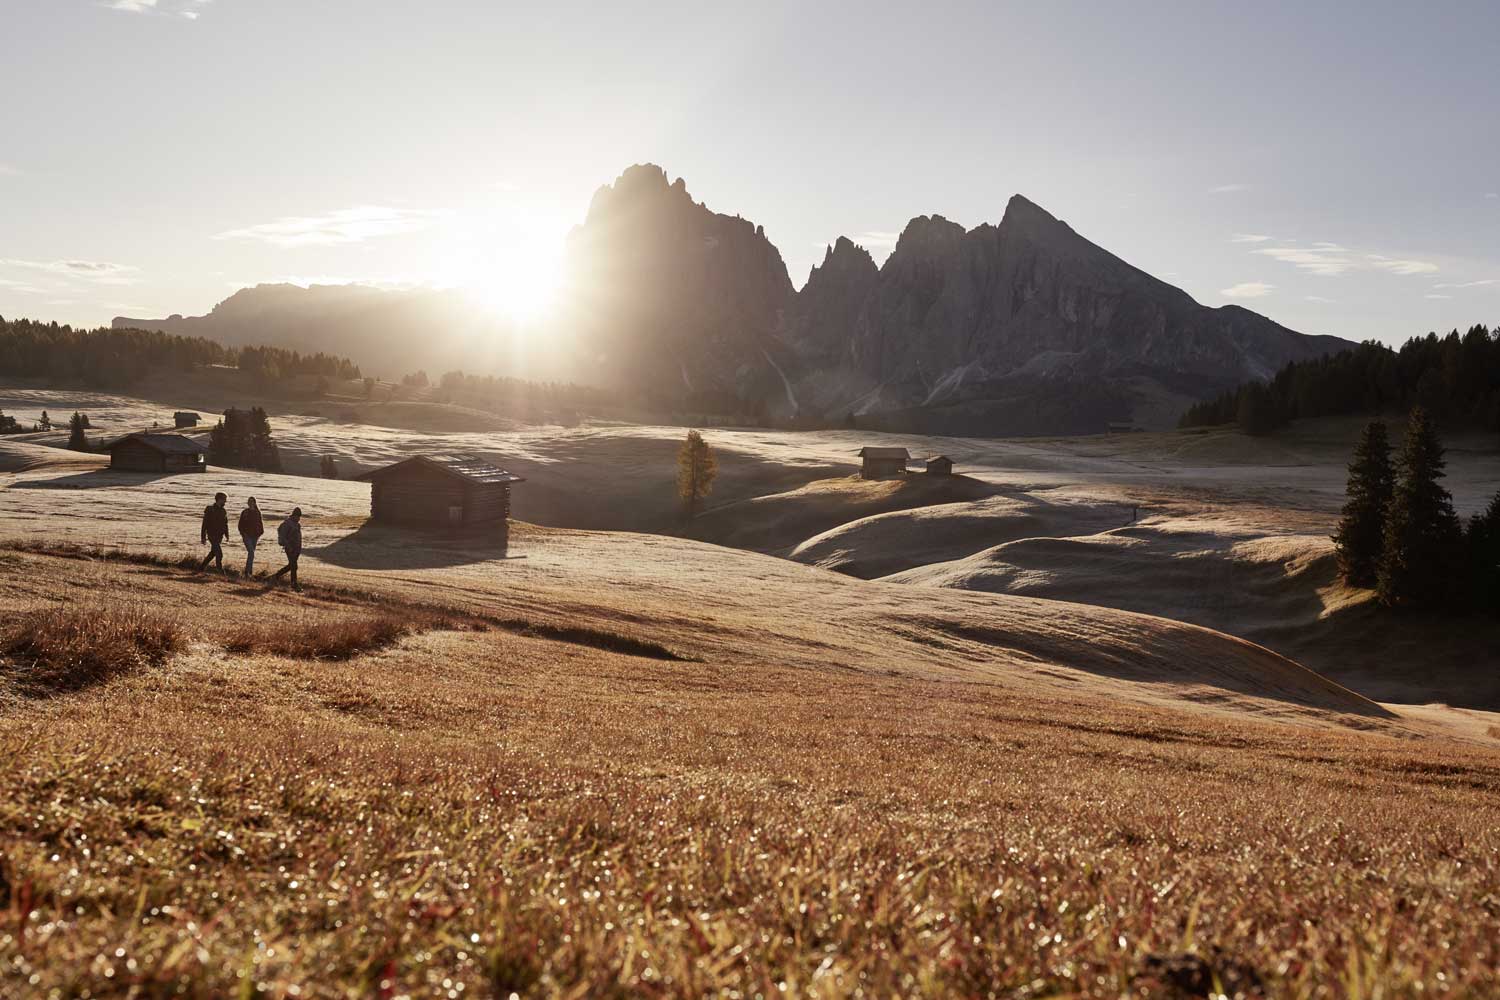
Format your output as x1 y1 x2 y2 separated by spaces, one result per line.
2 2 1500 998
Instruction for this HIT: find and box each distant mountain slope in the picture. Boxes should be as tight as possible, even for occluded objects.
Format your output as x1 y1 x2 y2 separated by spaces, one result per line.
782 196 1354 432
114 284 566 381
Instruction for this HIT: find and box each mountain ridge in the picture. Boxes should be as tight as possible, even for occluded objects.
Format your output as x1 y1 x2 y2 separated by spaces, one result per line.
115 164 1355 433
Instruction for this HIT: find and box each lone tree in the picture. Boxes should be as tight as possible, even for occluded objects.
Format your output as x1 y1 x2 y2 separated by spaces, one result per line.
66 412 89 452
1332 420 1394 586
209 407 283 472
38 410 51 431
676 429 718 518
1377 407 1464 609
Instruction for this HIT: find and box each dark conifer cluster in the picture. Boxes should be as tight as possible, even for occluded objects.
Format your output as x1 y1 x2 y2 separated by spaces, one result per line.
0 317 360 388
1334 408 1500 613
1182 325 1500 434
207 407 282 473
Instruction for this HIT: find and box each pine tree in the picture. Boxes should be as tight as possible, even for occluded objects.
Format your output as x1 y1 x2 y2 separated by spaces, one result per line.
1467 492 1500 615
38 410 51 431
676 429 718 519
247 407 282 473
1332 421 1393 586
1377 407 1465 609
66 412 89 452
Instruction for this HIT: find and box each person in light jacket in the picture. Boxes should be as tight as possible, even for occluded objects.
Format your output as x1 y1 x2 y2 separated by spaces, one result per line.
238 496 264 577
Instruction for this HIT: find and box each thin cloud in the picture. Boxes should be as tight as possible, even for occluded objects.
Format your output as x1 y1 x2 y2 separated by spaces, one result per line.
226 274 429 292
1425 294 1453 300
1 258 140 285
854 231 900 251
1231 233 1273 243
1211 184 1249 194
106 0 158 10
214 206 443 247
1366 254 1439 276
1253 246 1354 276
1304 295 1336 303
1431 278 1498 290
1221 281 1274 299
1250 242 1438 278
1487 193 1499 200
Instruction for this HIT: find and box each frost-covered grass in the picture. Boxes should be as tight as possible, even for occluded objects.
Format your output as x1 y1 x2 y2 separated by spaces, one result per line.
1 555 1498 997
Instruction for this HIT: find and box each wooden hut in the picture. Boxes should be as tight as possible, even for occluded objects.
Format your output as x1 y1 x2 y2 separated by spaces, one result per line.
354 455 524 541
106 433 206 474
857 446 910 479
925 455 954 476
174 411 200 429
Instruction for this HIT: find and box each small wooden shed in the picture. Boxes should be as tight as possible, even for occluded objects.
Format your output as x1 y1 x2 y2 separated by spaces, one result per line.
174 411 200 429
925 455 954 476
354 455 524 541
858 446 910 479
107 433 206 474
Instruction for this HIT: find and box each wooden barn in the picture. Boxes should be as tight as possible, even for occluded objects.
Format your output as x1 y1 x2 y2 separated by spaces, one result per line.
925 455 954 476
174 411 200 429
858 446 910 479
354 455 524 541
106 433 206 474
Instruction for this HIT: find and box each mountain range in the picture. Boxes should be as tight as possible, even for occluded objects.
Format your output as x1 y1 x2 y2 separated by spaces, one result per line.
117 164 1353 433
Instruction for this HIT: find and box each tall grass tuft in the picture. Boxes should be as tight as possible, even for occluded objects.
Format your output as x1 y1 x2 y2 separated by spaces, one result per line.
223 613 456 661
0 606 183 694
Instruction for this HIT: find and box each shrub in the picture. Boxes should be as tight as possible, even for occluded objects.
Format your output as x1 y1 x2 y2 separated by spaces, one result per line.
223 613 453 660
0 606 183 694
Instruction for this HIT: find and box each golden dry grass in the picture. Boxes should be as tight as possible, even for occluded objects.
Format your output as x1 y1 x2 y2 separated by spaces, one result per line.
1 552 1498 997
223 612 458 660
0 604 183 696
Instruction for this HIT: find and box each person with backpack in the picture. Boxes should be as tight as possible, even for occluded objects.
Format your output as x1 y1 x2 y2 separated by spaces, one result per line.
238 496 264 577
270 506 303 592
199 492 230 573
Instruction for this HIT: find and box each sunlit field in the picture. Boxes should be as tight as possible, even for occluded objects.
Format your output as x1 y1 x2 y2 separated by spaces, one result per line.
2 534 1499 997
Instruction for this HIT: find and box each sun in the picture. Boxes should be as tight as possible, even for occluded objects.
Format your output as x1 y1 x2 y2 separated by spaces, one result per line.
440 202 569 323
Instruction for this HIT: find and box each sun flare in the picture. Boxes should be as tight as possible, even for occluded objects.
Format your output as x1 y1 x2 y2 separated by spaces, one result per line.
440 202 569 323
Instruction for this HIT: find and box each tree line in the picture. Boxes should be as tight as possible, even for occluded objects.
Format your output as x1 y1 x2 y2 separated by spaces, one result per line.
1333 408 1500 614
414 369 619 423
0 317 361 388
1180 325 1500 435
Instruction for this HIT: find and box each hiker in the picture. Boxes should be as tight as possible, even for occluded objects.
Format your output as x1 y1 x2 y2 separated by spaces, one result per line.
238 496 264 576
199 492 230 573
270 506 303 592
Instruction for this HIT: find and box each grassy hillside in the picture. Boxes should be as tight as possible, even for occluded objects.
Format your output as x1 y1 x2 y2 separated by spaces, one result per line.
2 544 1498 996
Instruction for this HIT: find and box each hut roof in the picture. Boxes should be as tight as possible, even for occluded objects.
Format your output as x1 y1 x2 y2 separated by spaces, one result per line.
857 447 910 460
927 454 953 463
174 411 200 418
354 454 525 485
105 432 205 455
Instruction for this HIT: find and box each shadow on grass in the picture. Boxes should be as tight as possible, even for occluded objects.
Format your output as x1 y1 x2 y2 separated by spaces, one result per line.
309 518 520 570
10 469 183 489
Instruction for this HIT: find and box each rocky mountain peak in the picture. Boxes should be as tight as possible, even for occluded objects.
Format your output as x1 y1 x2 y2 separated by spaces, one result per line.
888 214 967 262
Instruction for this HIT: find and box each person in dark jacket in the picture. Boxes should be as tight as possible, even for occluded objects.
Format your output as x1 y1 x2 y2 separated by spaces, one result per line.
270 506 303 591
238 496 264 577
199 492 230 572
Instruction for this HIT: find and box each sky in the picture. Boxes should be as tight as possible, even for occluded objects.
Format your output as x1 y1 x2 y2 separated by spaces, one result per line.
2 0 1498 345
